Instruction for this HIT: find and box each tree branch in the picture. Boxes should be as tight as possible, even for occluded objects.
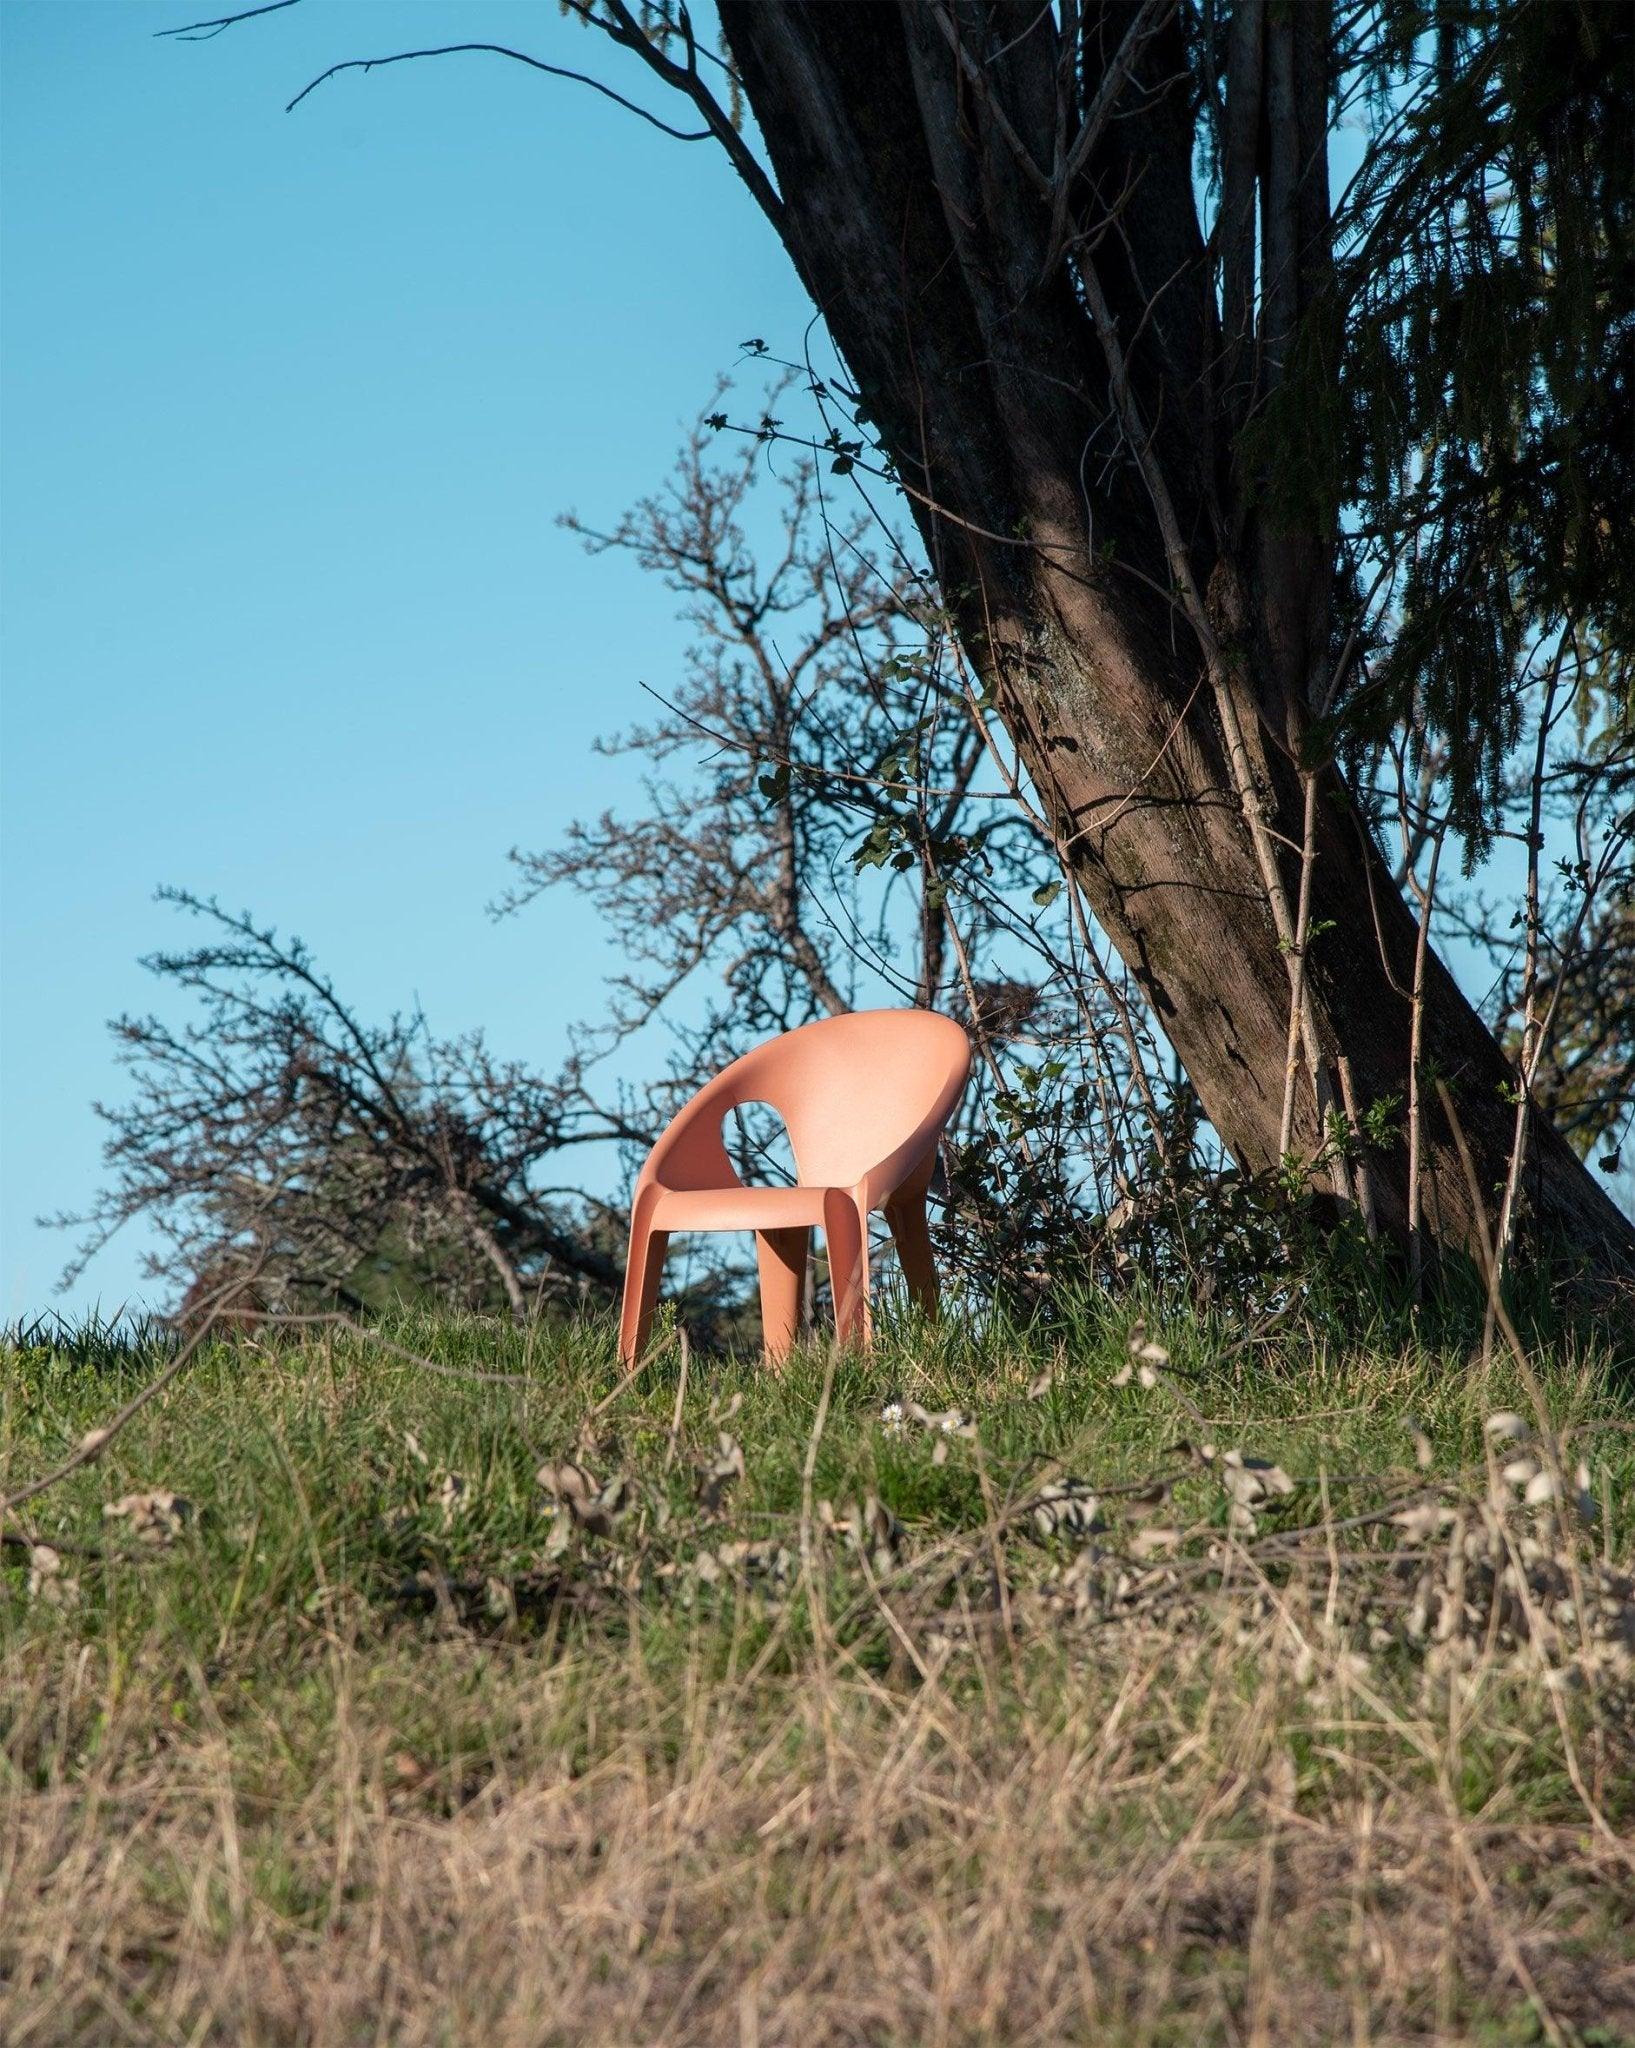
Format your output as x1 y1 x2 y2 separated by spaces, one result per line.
285 42 713 139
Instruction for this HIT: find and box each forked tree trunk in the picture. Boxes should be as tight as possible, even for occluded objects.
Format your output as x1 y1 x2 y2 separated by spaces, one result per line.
717 0 1634 1281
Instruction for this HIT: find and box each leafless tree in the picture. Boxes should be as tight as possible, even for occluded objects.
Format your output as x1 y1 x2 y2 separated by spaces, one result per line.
499 380 1023 1059
48 891 643 1322
499 383 1175 1293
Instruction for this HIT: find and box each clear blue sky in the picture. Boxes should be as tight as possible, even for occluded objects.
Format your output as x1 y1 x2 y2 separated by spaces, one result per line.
1 0 810 1317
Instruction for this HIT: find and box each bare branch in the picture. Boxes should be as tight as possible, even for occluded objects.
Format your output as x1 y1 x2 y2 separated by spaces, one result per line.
157 0 302 42
285 42 713 140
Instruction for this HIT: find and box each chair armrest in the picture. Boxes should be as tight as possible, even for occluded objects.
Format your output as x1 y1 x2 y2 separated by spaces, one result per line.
638 1069 744 1196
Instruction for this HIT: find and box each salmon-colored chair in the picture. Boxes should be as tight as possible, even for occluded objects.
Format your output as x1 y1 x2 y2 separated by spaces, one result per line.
617 1009 971 1363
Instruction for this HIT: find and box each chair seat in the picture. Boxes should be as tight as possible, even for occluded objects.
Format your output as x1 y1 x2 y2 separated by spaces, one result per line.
650 1183 843 1232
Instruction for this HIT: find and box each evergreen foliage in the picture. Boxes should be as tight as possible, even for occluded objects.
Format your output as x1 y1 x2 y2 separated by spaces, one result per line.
1274 0 1634 840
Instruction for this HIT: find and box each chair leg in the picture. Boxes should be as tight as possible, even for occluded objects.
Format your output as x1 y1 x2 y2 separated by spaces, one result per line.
885 1195 940 1318
822 1191 871 1349
617 1224 670 1366
755 1226 810 1366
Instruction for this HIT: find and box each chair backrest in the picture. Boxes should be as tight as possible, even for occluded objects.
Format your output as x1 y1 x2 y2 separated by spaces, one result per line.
722 1009 970 1190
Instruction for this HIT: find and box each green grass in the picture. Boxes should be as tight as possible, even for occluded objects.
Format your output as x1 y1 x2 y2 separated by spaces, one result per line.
3 1295 1633 2045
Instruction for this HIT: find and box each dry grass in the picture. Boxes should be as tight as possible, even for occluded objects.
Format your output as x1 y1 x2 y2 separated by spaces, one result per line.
3 1302 1633 2046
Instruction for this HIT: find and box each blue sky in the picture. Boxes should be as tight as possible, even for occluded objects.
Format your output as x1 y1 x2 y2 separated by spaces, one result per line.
2 1 814 1316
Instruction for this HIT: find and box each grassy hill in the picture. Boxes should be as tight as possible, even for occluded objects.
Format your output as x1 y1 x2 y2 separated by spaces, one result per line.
3 1299 1633 2045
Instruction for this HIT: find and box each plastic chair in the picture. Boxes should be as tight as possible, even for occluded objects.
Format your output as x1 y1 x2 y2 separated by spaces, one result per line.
617 1009 971 1363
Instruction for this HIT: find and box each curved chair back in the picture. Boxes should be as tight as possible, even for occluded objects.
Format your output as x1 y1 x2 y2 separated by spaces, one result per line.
651 1009 970 1195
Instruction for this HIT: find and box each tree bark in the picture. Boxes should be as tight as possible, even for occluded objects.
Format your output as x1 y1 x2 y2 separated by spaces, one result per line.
716 0 1633 1281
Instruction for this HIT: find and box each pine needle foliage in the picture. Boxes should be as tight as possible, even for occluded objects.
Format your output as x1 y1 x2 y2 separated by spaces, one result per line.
1265 0 1635 844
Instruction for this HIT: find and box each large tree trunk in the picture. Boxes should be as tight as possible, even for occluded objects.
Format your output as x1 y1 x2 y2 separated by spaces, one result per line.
718 0 1634 1281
